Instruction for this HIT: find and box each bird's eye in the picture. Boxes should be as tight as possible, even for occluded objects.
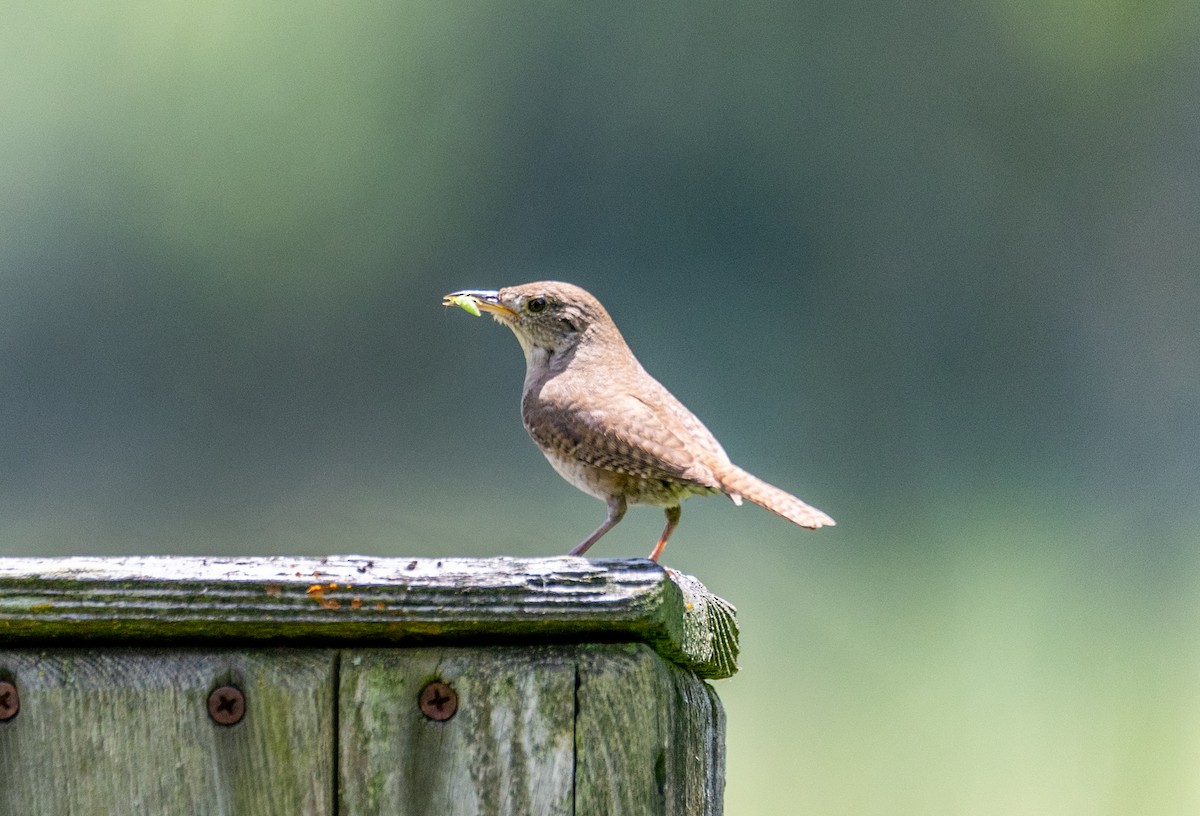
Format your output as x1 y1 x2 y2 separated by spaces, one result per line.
527 297 548 313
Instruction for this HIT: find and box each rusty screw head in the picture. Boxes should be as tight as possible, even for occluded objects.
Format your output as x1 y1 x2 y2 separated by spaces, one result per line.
0 681 18 722
419 680 457 721
207 685 246 726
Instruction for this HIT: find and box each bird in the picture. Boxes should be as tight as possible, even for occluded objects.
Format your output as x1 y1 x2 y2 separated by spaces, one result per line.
443 281 834 561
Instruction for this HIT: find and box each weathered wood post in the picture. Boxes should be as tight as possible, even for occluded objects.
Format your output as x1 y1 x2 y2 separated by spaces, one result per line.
0 556 737 815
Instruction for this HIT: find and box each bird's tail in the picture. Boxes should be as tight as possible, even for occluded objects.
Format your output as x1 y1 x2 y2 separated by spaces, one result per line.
717 464 835 529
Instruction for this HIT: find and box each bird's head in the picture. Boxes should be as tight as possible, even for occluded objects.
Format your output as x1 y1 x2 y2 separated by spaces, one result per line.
443 281 618 364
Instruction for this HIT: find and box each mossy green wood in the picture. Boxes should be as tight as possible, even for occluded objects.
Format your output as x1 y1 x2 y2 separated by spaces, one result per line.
575 643 725 816
338 644 724 816
339 646 577 815
0 556 738 680
0 650 336 816
0 557 737 815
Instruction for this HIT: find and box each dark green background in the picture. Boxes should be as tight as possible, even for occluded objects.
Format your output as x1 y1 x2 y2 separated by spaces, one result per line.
4 2 1197 812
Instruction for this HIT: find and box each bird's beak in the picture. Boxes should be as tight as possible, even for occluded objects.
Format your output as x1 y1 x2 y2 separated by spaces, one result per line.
443 289 517 318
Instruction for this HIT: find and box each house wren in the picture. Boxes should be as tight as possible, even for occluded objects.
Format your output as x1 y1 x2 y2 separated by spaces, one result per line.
444 281 834 561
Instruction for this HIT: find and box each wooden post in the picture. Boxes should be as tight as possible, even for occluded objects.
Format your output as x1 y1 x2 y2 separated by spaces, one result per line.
0 556 737 815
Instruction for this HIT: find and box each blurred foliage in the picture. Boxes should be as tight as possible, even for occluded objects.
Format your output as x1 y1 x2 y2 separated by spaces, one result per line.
3 1 1199 813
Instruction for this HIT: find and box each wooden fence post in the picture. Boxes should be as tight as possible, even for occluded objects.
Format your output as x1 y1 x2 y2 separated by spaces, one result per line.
0 556 737 815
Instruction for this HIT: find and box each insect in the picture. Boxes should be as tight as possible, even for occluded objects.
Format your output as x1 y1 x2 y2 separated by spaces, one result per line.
443 294 482 317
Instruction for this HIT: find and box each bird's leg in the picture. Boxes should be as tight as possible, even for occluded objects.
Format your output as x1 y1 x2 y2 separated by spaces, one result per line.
647 505 682 562
569 495 628 556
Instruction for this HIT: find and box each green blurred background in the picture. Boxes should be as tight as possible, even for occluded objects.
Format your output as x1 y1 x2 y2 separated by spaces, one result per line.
4 1 1199 812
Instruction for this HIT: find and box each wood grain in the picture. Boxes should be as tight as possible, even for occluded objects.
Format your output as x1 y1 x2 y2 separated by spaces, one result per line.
0 558 732 813
0 556 738 679
338 644 724 816
339 646 577 815
0 650 335 816
574 643 725 816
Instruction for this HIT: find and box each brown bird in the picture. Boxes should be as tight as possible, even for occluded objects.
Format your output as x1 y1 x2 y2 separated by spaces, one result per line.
444 281 834 561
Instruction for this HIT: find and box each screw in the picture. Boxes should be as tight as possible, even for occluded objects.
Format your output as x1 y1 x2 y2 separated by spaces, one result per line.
0 681 18 722
207 685 246 726
419 680 457 721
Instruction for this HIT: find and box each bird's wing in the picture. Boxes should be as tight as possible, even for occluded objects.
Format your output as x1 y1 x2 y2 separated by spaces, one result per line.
524 389 725 489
